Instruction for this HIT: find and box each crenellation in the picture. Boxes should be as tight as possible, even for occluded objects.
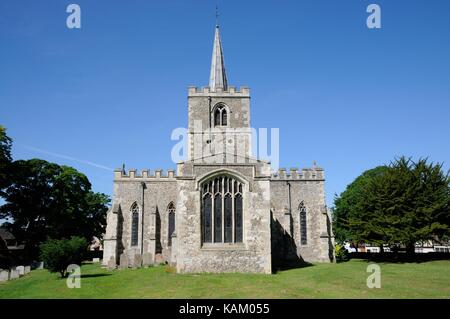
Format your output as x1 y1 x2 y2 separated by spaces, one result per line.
113 168 176 180
278 168 286 179
188 86 250 97
290 168 299 179
270 167 325 181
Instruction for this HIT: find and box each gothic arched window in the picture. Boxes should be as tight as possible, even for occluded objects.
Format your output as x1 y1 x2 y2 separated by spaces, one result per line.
201 175 243 244
299 203 307 245
213 105 227 126
131 202 139 246
168 202 176 247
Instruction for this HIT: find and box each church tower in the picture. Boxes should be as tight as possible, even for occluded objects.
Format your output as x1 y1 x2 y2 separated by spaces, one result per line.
187 25 252 163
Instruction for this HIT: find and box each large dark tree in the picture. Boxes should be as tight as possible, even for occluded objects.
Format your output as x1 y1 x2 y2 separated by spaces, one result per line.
333 166 389 244
334 157 450 254
0 125 12 190
0 159 109 260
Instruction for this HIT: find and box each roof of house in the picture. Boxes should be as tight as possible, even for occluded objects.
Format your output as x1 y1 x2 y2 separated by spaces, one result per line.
0 228 15 241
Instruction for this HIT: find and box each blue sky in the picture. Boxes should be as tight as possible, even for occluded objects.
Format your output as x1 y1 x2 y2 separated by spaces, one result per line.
1 0 449 208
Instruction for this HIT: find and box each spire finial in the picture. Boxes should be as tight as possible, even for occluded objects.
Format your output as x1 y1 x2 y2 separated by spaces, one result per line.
215 0 219 27
209 12 228 91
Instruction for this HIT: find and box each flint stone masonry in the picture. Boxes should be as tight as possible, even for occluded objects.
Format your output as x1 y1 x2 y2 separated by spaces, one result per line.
102 24 335 273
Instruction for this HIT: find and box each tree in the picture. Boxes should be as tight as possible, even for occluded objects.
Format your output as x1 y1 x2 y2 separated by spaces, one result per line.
0 159 109 260
40 236 87 278
333 166 389 244
337 157 450 254
0 125 12 190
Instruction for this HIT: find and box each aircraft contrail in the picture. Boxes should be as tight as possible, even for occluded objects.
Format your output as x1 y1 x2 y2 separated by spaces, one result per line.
21 144 114 172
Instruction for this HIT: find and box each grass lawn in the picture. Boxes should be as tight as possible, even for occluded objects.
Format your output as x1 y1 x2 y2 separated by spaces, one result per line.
0 259 449 299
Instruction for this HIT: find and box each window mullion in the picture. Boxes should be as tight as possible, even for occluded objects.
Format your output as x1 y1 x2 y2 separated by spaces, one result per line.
221 177 225 243
211 180 215 242
232 179 235 243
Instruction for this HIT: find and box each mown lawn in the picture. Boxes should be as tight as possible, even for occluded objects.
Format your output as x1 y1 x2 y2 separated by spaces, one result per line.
0 259 449 298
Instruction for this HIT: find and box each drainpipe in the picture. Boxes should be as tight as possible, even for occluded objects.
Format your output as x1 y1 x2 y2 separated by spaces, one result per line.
287 181 294 236
208 96 212 154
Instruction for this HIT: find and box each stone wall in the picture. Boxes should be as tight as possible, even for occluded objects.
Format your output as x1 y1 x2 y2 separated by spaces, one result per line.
175 161 272 274
103 169 178 267
187 87 252 161
270 167 334 265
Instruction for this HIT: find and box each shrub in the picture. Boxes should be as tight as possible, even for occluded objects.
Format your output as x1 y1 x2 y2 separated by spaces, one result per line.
335 244 350 263
164 265 176 274
40 236 87 277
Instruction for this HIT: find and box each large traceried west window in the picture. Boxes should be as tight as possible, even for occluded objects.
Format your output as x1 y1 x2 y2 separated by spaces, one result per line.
201 176 243 244
131 202 139 246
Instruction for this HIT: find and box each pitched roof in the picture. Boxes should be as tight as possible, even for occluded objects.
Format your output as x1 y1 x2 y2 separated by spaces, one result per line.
0 227 15 240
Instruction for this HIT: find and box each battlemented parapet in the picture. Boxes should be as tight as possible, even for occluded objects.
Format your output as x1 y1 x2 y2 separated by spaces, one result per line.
270 167 325 181
114 169 176 181
188 86 250 97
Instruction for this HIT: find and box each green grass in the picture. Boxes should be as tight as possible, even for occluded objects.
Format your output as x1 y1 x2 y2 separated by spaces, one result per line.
1 259 449 298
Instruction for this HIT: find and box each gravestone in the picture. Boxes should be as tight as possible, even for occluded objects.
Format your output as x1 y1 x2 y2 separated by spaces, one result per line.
31 261 44 270
16 266 25 277
0 270 9 282
9 268 19 280
24 266 31 274
155 253 164 264
142 253 153 267
119 253 128 269
92 258 100 263
107 256 116 271
132 254 142 268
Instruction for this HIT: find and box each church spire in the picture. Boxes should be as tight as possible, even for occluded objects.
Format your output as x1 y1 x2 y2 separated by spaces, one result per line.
209 25 228 91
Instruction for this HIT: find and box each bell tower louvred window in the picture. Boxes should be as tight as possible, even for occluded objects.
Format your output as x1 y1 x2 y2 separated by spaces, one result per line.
214 105 227 126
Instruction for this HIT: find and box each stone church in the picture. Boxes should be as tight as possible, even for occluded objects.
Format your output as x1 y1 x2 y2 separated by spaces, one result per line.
103 25 334 274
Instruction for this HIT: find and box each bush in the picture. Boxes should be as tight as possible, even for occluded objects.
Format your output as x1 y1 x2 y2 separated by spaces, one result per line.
335 244 350 263
164 265 176 274
40 236 87 277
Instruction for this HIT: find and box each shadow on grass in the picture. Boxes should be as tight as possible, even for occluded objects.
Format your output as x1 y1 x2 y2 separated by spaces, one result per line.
80 274 112 279
272 260 314 274
348 252 450 264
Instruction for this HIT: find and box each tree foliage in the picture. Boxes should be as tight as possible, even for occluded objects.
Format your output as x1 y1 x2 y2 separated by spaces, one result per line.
40 236 87 277
333 166 389 243
0 158 109 260
334 157 450 253
0 125 13 189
